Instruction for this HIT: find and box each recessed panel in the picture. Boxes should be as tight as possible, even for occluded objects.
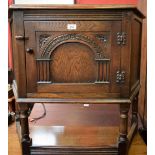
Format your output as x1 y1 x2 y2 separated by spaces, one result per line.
51 43 97 83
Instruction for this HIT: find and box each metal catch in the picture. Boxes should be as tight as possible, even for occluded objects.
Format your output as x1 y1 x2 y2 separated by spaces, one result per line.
15 35 29 40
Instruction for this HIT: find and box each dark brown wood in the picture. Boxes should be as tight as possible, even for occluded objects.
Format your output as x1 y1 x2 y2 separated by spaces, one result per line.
127 95 138 147
18 104 32 155
131 95 138 125
130 16 142 93
24 21 120 95
10 4 143 155
120 11 132 97
12 11 27 97
9 122 147 155
118 104 130 155
9 4 144 17
30 147 118 155
138 0 147 134
8 86 15 112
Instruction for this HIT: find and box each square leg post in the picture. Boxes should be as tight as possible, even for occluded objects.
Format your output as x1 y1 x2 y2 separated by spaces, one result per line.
19 103 32 155
118 104 130 155
131 95 138 126
15 100 20 124
127 94 139 146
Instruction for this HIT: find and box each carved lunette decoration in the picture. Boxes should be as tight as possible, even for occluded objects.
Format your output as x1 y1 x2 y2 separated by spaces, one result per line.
37 33 110 84
40 33 104 59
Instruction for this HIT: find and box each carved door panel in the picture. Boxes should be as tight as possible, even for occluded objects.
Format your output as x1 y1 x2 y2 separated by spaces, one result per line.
24 21 121 98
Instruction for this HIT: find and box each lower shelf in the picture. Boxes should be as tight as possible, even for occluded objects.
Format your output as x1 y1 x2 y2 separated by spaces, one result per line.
29 126 119 155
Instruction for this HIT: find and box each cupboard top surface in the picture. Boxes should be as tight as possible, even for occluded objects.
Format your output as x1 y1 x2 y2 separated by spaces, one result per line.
9 4 144 17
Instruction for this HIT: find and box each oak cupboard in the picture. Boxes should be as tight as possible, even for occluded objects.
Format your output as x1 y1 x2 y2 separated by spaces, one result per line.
9 4 144 155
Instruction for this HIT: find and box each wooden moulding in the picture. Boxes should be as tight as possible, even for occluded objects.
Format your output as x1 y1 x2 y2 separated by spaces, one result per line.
12 80 140 104
9 4 143 15
12 82 140 105
16 98 131 104
9 4 145 20
30 147 118 155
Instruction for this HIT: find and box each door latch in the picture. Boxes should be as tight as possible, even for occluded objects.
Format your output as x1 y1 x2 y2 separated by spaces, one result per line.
15 35 29 40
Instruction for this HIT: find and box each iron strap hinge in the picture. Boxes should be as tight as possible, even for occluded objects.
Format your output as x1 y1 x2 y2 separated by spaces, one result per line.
116 71 125 83
117 32 126 45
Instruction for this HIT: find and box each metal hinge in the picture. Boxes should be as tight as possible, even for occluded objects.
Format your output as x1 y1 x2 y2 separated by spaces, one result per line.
117 32 126 45
116 71 125 83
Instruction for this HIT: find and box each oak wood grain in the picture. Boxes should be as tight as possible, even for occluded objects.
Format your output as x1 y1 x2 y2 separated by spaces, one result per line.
51 43 97 83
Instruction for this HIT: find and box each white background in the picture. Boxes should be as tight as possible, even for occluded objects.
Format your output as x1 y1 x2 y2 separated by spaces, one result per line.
0 0 154 154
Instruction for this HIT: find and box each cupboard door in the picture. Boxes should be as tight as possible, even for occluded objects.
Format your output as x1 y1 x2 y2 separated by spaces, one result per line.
24 21 121 97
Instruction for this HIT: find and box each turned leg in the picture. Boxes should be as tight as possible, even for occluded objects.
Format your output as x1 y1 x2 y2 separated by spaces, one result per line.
19 103 32 155
118 104 130 155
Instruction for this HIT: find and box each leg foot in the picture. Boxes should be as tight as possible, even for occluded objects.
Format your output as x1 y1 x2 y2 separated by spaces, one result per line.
21 135 32 155
19 104 32 155
118 104 130 155
118 137 128 155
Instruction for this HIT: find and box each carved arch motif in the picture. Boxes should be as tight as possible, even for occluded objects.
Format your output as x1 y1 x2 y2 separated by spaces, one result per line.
40 34 104 59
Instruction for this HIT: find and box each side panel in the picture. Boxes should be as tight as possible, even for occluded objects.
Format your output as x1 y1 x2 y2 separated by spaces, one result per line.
120 12 132 97
130 16 142 93
12 11 27 97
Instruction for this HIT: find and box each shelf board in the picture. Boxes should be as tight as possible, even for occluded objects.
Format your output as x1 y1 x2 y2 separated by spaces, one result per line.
30 126 119 147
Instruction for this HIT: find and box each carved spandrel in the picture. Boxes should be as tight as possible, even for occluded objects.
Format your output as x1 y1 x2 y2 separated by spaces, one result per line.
39 34 51 49
95 33 109 51
95 34 108 43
